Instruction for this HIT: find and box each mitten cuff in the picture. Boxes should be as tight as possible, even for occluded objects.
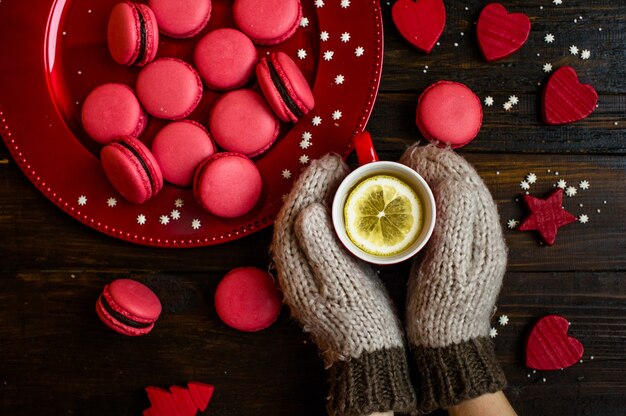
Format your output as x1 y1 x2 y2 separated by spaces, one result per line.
327 347 417 416
411 337 506 413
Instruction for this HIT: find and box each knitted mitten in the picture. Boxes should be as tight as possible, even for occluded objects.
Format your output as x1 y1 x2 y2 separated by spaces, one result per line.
399 144 508 412
271 154 416 416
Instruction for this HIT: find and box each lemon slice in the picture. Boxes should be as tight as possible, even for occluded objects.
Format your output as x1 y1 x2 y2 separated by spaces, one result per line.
344 175 422 256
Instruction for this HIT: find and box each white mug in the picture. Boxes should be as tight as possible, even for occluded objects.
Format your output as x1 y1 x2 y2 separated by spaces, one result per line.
331 132 436 265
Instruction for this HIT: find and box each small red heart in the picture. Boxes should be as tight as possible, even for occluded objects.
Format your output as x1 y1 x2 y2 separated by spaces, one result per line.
543 66 598 125
476 3 531 61
392 0 446 54
526 315 584 371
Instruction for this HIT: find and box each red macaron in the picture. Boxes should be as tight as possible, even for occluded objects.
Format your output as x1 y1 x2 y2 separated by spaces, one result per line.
81 83 147 144
193 153 262 218
215 267 281 332
101 136 164 204
148 0 212 39
107 1 159 67
96 279 162 336
257 51 314 123
233 0 302 45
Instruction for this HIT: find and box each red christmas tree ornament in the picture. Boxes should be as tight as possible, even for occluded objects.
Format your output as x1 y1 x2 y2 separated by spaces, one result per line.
518 188 577 245
476 3 531 62
143 382 214 416
392 0 446 54
526 315 584 370
542 66 598 125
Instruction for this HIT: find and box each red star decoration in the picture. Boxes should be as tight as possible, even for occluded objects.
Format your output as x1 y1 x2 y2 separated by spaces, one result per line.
518 188 577 246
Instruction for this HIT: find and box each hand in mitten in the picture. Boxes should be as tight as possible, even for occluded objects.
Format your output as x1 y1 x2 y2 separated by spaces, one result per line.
399 144 508 412
271 154 416 416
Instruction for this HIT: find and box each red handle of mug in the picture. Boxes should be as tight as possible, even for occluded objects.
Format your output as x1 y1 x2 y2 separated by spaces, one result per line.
353 131 379 166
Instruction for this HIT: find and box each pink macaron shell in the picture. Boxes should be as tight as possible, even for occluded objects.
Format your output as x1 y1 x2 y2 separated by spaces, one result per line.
97 279 162 336
136 58 203 120
215 267 281 332
193 153 262 218
107 2 159 66
256 59 290 122
194 28 258 91
81 83 146 144
416 81 483 148
101 136 163 204
233 0 302 45
135 4 159 65
152 120 216 187
148 0 211 39
209 89 279 157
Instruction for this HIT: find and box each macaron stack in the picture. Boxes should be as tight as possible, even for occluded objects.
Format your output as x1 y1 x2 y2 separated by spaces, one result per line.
81 0 314 220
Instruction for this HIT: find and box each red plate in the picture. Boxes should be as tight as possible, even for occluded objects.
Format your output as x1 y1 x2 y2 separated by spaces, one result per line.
0 0 383 247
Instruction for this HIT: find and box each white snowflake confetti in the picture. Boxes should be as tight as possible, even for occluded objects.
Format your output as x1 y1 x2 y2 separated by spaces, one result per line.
581 49 591 60
335 74 345 85
323 50 334 61
297 49 307 59
315 0 325 7
340 32 351 43
355 46 365 57
340 0 350 8
503 101 513 111
106 197 117 207
332 110 343 120
544 33 555 43
579 180 590 190
569 45 579 55
137 214 147 225
553 0 562 5
191 219 201 230
507 219 519 229
282 169 292 179
498 315 510 326
543 63 553 73
320 31 329 41
520 180 530 190
565 186 578 197
509 95 519 105
484 96 494 106
489 327 498 338
579 214 589 224
556 179 567 189
299 155 310 165
312 116 322 126
159 215 170 225
77 195 87 206
300 139 312 149
300 17 309 28
170 209 181 220
526 173 537 184
302 131 312 141
174 198 184 208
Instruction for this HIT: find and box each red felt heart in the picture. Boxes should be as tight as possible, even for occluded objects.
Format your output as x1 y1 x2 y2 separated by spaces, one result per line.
543 66 598 125
526 315 584 371
476 3 531 61
392 0 446 54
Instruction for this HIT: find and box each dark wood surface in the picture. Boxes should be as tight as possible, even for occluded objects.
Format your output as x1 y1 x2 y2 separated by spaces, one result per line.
1 1 625 415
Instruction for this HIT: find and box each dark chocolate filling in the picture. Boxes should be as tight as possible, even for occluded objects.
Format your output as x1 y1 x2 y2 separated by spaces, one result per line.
100 295 152 329
119 141 154 191
131 5 147 66
267 60 303 118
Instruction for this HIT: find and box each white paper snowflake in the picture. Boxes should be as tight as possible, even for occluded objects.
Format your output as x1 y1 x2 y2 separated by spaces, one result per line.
340 0 350 8
498 315 509 326
137 214 147 225
315 0 325 7
159 215 170 225
503 101 513 111
191 219 201 230
484 96 494 107
282 169 292 179
174 198 184 208
106 197 117 207
312 116 322 126
77 195 87 206
526 173 537 184
507 219 519 229
299 155 310 165
578 214 589 224
302 131 312 141
579 180 590 190
320 31 329 41
489 327 498 338
332 110 342 120
340 32 351 43
565 186 577 197
581 49 591 60
543 63 553 73
355 46 365 57
300 139 312 149
297 49 307 59
509 95 519 105
544 33 555 43
569 45 579 55
323 50 334 61
170 209 181 220
335 74 345 85
553 0 562 5
520 180 530 190
556 179 567 189
300 17 309 28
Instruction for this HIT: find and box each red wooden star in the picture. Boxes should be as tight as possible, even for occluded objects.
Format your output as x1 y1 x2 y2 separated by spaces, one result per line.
518 188 577 245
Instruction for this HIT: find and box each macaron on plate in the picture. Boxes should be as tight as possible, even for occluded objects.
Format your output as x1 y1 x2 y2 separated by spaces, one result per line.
0 0 384 247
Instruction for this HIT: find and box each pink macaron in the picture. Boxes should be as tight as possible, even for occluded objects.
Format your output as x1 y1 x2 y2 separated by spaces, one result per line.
101 136 164 204
148 0 211 39
136 58 203 120
416 81 483 148
233 0 302 45
107 1 159 67
257 51 314 123
194 28 258 91
193 153 262 218
81 83 147 144
208 89 279 157
215 267 281 332
96 279 162 336
151 120 216 187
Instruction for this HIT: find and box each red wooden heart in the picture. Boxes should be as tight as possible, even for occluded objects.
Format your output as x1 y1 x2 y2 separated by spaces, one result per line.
526 315 584 370
392 0 446 54
543 66 598 125
476 3 531 61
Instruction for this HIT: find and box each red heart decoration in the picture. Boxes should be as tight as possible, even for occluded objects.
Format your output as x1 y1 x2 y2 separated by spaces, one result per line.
392 0 446 54
543 66 598 125
476 3 531 61
526 315 584 371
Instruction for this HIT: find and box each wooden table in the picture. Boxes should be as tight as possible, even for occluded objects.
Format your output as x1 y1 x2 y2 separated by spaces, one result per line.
1 1 625 415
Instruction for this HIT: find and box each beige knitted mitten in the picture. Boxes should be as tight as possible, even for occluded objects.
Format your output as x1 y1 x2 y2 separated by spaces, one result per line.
399 144 508 412
271 154 416 416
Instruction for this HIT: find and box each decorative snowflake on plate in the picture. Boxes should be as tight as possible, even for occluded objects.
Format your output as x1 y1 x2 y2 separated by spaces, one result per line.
332 110 342 120
159 215 170 225
544 33 555 43
300 17 309 28
489 327 498 338
569 45 579 55
302 131 312 141
579 214 589 224
526 173 537 184
299 155 309 165
323 50 334 61
565 186 577 197
107 197 117 207
312 116 322 126
498 315 509 326
335 74 345 85
553 0 562 5
556 179 567 189
320 31 329 41
137 214 147 225
484 96 494 106
579 180 590 190
581 49 591 60
508 95 519 105
297 49 307 59
174 198 184 208
77 195 87 206
315 0 324 7
520 180 530 190
507 219 519 229
340 32 350 42
340 0 350 8
300 139 312 149
543 63 553 73
191 219 201 230
503 101 513 111
170 209 181 220
355 46 364 57
282 169 292 179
